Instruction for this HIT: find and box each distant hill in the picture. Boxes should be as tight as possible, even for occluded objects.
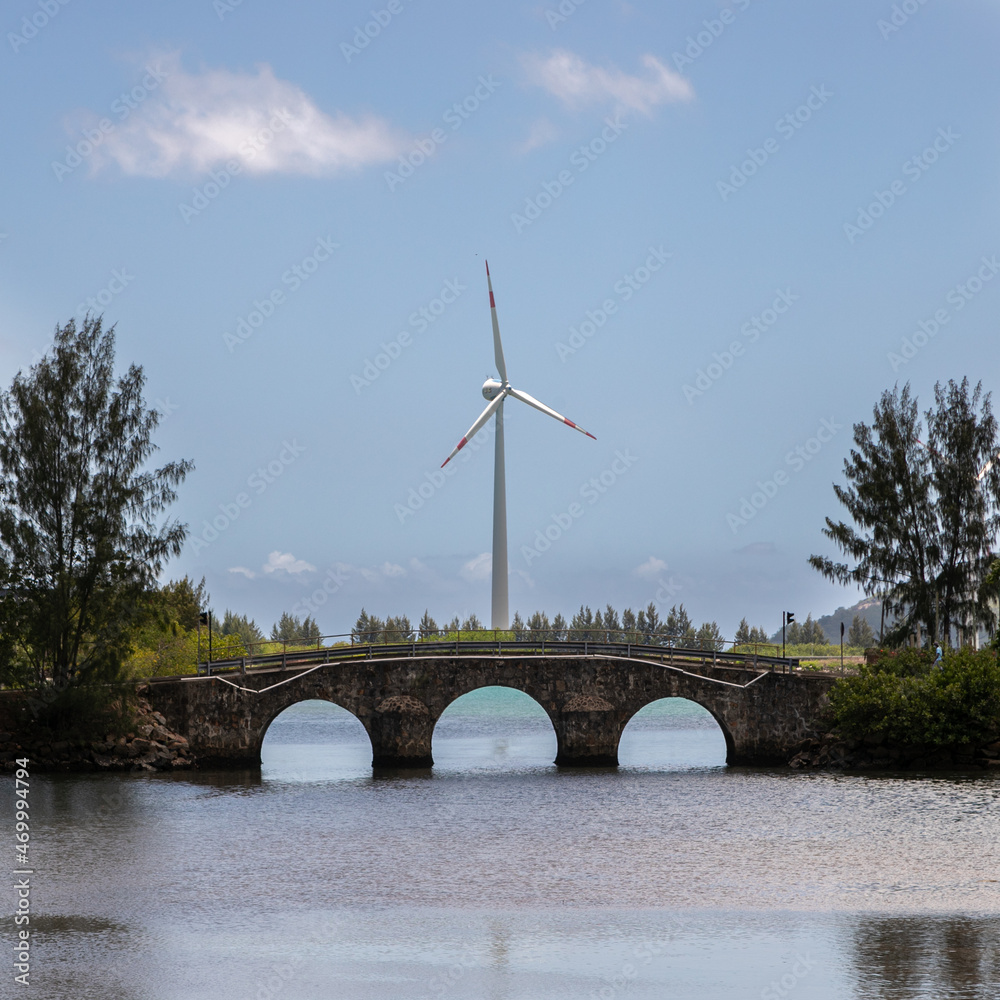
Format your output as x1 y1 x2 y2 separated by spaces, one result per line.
767 597 887 645
816 598 885 643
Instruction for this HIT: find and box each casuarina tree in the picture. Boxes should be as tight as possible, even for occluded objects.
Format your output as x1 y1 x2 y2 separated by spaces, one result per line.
811 380 1000 646
0 317 192 692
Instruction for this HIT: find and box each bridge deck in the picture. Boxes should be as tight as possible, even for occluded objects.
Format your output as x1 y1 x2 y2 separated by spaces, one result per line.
148 639 799 683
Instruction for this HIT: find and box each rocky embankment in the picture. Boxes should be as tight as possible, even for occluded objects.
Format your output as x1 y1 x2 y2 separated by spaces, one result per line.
0 696 194 773
788 732 1000 771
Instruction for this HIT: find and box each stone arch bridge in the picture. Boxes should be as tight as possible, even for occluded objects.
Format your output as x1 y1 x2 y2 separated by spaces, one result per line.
145 641 835 768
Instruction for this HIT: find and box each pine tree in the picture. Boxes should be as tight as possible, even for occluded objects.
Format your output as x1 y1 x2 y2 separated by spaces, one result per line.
801 613 829 645
696 621 724 651
734 617 752 646
847 614 875 648
570 605 594 640
603 605 621 642
384 615 413 642
551 613 567 640
221 610 264 647
527 611 550 633
644 603 663 645
664 604 690 645
419 609 438 638
511 611 526 639
622 608 637 643
461 613 483 631
271 612 298 642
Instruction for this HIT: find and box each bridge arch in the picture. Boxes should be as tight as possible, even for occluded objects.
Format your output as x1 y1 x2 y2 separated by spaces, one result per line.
260 698 373 778
618 696 733 769
431 685 558 770
257 692 373 751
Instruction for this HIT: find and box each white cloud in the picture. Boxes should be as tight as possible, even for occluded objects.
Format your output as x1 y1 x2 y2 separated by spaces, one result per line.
523 50 693 115
516 117 560 153
228 565 257 579
88 55 410 178
634 555 667 579
460 552 492 582
262 550 316 575
381 561 406 578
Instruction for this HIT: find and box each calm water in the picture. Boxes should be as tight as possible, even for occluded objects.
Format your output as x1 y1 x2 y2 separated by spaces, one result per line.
5 689 1000 999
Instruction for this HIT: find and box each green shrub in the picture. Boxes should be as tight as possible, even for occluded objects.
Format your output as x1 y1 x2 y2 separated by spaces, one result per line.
830 646 1000 746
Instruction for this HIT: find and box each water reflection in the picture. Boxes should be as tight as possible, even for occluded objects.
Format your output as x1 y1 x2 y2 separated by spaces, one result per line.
849 916 1000 999
6 697 1000 998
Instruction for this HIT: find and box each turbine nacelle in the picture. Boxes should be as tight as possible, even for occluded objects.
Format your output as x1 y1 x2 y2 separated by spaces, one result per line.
482 378 505 401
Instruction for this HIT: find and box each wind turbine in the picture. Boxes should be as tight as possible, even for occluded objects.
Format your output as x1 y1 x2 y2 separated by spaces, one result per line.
441 261 596 630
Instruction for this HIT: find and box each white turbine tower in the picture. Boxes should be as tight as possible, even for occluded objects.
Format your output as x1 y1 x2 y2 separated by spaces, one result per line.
441 261 595 630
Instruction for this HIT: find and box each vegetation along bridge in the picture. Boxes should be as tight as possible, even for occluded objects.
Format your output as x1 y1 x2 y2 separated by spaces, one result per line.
145 639 835 768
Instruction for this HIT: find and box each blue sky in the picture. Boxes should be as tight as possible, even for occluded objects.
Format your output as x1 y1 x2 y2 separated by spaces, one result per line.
2 0 999 638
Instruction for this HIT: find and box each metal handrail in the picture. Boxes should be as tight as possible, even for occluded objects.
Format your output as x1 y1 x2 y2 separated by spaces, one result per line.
202 627 781 663
194 635 797 677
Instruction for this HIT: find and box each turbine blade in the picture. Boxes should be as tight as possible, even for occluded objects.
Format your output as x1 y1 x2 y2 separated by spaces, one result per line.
486 260 508 383
508 387 596 440
977 449 1000 481
441 389 507 467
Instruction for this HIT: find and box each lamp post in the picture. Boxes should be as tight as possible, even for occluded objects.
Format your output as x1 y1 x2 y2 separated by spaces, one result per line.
199 610 212 665
782 611 795 660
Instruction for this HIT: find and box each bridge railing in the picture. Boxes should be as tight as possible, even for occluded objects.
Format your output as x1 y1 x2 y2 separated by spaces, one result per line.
192 630 797 679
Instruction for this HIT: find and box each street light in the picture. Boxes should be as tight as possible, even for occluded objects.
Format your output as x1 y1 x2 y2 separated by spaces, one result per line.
782 611 794 659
